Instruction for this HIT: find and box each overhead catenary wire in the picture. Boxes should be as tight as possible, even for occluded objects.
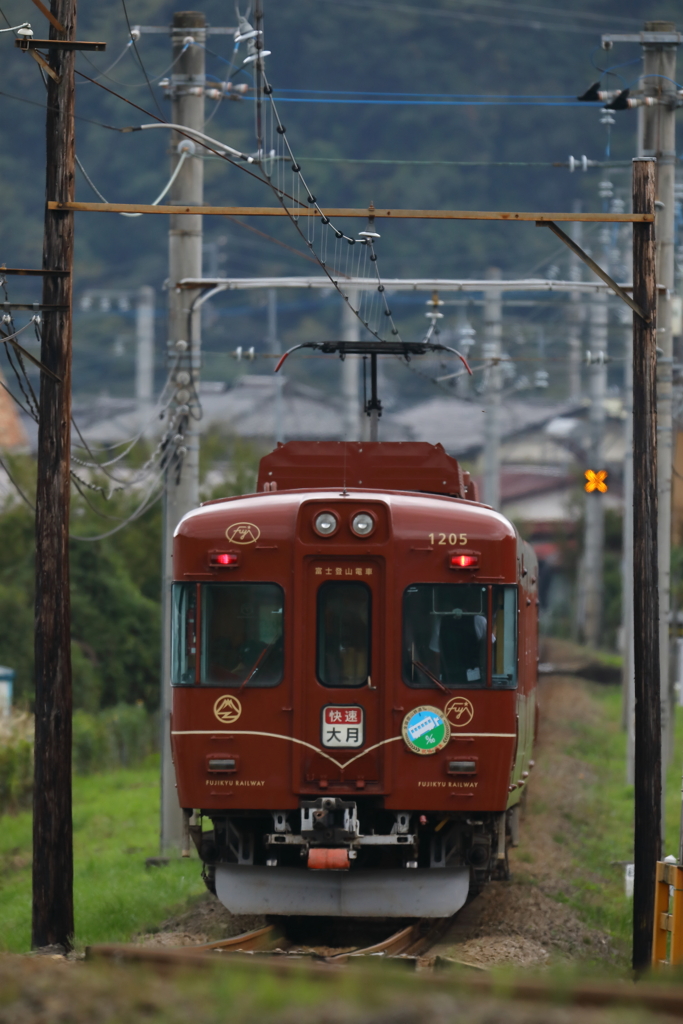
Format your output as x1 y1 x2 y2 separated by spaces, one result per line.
253 67 404 343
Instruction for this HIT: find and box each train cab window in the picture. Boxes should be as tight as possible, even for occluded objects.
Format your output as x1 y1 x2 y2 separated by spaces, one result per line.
403 584 488 689
317 582 370 687
171 583 197 685
491 585 518 689
200 583 284 687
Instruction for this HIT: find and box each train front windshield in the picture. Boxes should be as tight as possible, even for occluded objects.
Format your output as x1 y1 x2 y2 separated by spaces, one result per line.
171 582 284 687
402 584 517 689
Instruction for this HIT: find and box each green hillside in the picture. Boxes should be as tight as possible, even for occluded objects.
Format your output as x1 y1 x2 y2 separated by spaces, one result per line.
0 0 676 402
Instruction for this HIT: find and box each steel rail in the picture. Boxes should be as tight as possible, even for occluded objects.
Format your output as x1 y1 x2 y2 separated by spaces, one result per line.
87 919 440 964
47 201 654 222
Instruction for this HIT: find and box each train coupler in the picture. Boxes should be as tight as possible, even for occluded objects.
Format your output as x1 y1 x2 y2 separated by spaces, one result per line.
307 847 352 870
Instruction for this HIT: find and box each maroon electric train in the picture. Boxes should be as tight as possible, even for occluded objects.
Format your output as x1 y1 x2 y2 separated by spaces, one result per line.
171 441 538 917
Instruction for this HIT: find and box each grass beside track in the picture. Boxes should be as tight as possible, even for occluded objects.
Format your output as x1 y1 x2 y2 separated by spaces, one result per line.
0 755 204 953
519 680 683 959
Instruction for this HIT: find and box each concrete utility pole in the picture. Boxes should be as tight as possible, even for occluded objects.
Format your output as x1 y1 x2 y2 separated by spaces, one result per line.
160 11 205 853
33 0 76 951
267 289 284 445
641 23 679 765
568 203 584 401
579 217 610 649
341 289 362 441
136 285 154 430
482 267 502 509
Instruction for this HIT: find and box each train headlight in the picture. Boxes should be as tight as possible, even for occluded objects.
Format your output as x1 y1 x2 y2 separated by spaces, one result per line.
351 512 375 537
314 511 338 537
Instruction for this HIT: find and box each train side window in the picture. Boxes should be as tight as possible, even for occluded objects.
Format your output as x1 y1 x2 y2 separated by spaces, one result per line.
403 584 487 689
317 582 370 687
492 585 518 689
171 583 197 686
200 583 284 688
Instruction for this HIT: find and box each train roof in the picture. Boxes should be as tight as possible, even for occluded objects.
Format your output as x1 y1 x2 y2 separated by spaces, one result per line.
184 485 515 539
256 441 479 501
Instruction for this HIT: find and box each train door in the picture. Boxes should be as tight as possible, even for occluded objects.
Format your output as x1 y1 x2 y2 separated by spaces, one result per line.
298 557 384 791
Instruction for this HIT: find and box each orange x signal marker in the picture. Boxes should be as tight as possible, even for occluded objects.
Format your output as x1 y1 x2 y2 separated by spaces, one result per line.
585 469 608 493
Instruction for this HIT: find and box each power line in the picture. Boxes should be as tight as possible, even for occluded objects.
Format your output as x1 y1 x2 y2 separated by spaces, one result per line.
0 88 120 130
73 69 304 204
0 453 34 511
255 96 590 107
119 0 164 118
75 149 189 216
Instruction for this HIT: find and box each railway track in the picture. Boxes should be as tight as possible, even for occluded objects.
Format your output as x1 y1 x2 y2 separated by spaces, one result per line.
87 916 452 966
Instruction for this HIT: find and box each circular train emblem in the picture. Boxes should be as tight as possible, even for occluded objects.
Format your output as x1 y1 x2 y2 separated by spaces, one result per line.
225 522 260 545
444 696 474 728
402 706 450 756
213 694 242 724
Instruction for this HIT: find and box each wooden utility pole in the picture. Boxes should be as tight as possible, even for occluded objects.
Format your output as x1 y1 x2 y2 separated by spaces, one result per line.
632 157 661 972
33 0 77 950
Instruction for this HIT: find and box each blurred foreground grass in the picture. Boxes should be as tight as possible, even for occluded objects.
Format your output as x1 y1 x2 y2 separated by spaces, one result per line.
1 953 682 1024
0 754 204 953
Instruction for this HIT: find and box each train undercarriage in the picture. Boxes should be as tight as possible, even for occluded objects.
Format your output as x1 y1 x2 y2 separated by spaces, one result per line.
191 798 519 917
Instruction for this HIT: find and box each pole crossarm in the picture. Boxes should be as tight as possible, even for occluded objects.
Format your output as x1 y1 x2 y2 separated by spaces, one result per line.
538 221 652 322
47 201 654 223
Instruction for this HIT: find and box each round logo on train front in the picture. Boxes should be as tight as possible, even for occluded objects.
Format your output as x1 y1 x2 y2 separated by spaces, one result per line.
213 694 242 724
225 522 260 545
402 706 450 756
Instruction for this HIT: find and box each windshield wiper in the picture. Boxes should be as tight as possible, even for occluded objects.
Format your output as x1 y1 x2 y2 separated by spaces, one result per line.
238 640 276 693
412 658 449 694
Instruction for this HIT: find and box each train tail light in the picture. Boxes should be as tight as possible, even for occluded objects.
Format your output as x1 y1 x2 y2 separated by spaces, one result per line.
210 552 239 567
449 553 479 569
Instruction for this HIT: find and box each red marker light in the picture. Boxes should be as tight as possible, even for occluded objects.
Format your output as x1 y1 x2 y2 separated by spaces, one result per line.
211 552 239 567
449 553 479 569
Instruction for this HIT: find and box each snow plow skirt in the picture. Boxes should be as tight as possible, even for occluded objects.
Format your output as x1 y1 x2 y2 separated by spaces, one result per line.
215 865 470 917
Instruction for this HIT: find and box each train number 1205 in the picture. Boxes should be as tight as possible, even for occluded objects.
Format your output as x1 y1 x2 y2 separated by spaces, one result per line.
429 532 467 546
